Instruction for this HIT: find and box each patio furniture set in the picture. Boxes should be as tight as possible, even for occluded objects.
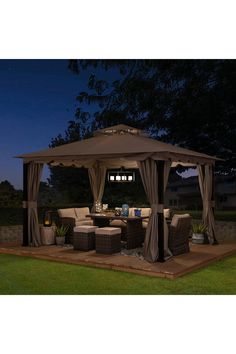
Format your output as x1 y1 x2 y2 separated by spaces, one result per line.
55 206 192 256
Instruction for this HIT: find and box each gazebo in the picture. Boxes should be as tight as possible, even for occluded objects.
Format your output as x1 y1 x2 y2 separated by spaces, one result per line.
17 124 220 262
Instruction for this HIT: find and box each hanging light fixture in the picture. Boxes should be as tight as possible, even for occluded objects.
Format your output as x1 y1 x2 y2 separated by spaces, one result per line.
108 169 135 183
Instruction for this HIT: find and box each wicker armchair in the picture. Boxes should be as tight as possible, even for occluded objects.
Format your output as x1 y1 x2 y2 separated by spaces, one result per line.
168 214 192 256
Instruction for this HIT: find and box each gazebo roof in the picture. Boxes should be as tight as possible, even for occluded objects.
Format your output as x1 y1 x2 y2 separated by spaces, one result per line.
16 124 221 166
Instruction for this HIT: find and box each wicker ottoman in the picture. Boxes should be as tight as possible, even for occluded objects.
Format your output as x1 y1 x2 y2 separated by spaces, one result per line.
95 227 121 254
73 225 98 251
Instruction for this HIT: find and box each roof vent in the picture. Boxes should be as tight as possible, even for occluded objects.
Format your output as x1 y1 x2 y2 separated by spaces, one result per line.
93 124 147 137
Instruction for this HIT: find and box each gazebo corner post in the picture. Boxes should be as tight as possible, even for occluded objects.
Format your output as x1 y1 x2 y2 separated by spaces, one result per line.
22 162 29 246
211 164 218 245
157 160 165 262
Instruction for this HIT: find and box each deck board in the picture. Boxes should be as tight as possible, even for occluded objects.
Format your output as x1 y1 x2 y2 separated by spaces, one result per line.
0 243 236 279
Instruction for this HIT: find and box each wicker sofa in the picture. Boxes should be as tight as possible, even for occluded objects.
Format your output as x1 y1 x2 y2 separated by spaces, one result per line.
110 207 171 229
58 207 93 244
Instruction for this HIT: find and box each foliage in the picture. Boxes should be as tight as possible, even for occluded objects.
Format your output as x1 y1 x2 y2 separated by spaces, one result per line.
67 59 236 175
48 60 236 205
55 225 69 237
0 180 22 207
0 254 236 294
0 179 69 208
38 182 59 206
48 166 92 204
0 204 93 226
1 208 236 226
192 223 208 234
48 121 93 204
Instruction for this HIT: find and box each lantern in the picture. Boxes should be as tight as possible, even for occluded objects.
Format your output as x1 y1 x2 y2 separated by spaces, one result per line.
121 204 129 217
108 170 135 183
43 210 52 227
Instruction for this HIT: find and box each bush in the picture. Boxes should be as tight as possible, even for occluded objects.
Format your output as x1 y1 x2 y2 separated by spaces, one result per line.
0 207 236 226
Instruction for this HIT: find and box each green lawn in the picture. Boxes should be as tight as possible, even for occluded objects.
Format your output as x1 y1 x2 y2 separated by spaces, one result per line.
0 254 235 294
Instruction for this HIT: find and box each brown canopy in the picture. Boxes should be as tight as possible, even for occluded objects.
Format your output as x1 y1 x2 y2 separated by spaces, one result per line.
17 124 220 166
17 124 219 262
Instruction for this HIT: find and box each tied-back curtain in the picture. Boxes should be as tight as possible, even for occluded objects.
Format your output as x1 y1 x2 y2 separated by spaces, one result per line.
163 161 172 258
88 163 107 212
197 164 217 244
138 159 172 262
26 162 43 246
138 158 169 262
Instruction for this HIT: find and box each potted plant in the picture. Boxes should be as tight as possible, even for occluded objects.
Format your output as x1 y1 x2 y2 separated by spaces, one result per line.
192 223 207 244
55 225 68 246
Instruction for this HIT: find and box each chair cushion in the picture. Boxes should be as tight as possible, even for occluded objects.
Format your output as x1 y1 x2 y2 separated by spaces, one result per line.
142 220 149 229
95 227 121 235
171 214 190 227
75 219 94 226
164 208 171 219
74 225 98 233
58 208 77 219
75 207 90 220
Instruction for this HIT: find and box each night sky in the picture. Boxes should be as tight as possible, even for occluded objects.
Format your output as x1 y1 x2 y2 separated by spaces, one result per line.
0 60 98 189
0 60 194 189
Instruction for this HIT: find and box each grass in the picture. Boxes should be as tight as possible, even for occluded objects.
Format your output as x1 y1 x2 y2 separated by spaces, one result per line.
0 254 236 294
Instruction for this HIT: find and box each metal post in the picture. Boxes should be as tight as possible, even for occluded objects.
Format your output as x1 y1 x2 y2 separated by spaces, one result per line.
22 162 29 246
157 160 165 262
211 164 218 244
211 164 215 214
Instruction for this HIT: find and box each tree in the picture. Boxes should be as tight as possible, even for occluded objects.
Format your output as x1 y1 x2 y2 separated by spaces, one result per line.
48 120 93 205
0 180 22 207
68 59 236 175
48 60 236 205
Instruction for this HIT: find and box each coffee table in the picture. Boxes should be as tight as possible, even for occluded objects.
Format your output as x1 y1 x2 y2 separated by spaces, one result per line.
87 213 148 249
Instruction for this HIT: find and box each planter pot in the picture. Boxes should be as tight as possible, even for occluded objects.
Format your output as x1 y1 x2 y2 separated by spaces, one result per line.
56 236 65 246
192 233 205 244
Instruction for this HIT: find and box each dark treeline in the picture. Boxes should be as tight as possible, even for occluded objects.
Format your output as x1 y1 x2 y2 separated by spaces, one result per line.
48 60 236 205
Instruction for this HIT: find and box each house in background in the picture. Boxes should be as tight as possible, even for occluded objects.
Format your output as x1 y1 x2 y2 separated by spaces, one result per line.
165 175 236 210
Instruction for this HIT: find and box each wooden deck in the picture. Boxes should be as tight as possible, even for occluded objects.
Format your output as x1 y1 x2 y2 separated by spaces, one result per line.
0 242 236 279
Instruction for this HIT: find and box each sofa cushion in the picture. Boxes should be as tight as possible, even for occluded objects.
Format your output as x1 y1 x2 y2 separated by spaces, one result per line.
128 208 135 217
141 208 151 217
75 219 94 227
58 208 77 219
129 207 151 217
75 207 90 220
171 214 190 227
